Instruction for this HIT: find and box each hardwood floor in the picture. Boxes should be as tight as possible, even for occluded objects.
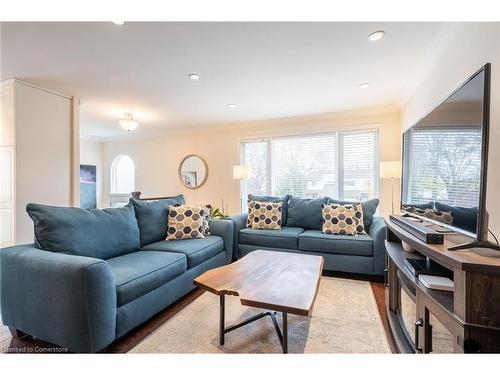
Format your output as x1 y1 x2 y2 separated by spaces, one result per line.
1 274 397 354
370 283 398 353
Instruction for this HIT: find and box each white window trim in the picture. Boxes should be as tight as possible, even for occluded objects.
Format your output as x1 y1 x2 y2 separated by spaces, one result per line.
110 154 136 207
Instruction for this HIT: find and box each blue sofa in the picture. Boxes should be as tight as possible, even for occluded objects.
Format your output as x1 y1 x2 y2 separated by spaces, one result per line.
0 195 233 352
230 195 386 275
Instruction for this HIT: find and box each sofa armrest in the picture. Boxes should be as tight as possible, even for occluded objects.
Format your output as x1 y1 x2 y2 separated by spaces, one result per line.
208 219 234 263
368 217 387 275
229 213 248 259
0 244 116 352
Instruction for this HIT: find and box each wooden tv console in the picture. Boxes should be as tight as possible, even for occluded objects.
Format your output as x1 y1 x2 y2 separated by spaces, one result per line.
385 218 500 353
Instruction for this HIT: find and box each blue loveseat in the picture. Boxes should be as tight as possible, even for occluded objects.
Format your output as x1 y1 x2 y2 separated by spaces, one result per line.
230 195 386 275
0 195 233 352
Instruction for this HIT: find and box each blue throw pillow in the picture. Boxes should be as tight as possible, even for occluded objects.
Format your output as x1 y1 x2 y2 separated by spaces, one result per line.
248 194 290 225
327 198 379 231
130 195 185 246
286 196 328 230
26 203 140 259
434 202 478 234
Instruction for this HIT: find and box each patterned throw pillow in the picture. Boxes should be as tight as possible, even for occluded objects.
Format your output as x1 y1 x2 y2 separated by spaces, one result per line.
351 203 366 234
247 200 286 228
250 202 283 230
403 206 453 225
194 204 212 236
246 200 256 228
322 204 359 236
167 205 206 240
418 208 453 225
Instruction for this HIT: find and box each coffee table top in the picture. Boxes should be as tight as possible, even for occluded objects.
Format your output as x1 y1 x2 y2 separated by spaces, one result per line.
194 250 324 316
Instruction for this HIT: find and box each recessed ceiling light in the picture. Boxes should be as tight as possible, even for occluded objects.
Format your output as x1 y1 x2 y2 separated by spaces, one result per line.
368 30 385 42
112 21 125 26
360 83 370 89
228 104 237 108
188 73 200 80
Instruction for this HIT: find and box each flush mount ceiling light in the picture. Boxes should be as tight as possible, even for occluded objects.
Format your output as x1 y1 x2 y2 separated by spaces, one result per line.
368 30 385 42
112 21 125 25
188 73 200 80
227 104 237 108
360 82 371 89
119 112 139 132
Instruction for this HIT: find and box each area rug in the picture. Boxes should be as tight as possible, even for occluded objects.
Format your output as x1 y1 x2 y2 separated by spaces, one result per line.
130 277 390 353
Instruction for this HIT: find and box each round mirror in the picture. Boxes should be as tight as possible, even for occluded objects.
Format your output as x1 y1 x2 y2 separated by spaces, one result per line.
179 155 208 189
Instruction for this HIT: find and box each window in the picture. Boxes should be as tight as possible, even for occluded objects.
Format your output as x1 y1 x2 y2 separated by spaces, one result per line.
272 134 337 198
403 127 481 207
341 132 378 201
110 155 135 207
243 140 269 196
241 130 378 206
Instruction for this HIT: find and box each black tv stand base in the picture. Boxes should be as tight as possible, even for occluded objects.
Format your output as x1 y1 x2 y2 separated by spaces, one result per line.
448 240 500 251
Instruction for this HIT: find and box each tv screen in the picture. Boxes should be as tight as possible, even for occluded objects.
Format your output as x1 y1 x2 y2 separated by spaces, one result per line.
401 66 489 238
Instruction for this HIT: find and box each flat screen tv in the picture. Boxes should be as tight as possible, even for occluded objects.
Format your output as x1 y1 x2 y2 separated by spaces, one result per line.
401 63 499 251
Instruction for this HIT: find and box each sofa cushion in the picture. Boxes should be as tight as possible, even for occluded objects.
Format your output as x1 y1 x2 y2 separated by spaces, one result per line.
248 194 290 225
130 195 185 247
107 251 187 306
239 226 304 249
298 230 373 256
167 205 207 240
26 203 140 259
250 201 283 230
286 196 328 230
434 202 478 234
321 203 359 236
327 198 379 231
142 236 224 268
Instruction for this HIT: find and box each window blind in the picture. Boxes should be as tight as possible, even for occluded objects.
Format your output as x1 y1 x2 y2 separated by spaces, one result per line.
241 130 379 205
404 127 481 207
272 134 337 198
341 131 378 201
242 140 269 196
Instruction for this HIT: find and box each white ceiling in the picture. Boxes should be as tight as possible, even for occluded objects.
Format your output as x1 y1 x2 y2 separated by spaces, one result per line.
1 22 461 141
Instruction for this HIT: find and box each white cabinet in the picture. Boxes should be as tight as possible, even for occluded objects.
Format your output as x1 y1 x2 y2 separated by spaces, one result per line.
0 80 79 246
0 145 15 248
0 83 15 247
1 84 15 146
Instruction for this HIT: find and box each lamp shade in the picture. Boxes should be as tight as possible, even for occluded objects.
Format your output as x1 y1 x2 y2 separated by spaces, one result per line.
380 161 401 179
233 165 250 180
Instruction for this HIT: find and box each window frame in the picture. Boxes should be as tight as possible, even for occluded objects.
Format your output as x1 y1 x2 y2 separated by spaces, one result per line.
110 154 136 207
240 129 380 207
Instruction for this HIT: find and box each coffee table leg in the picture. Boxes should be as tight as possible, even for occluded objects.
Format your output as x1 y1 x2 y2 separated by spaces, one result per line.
282 312 288 354
219 294 225 345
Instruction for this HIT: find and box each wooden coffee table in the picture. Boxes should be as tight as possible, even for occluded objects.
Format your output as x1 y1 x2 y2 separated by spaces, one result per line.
194 250 324 353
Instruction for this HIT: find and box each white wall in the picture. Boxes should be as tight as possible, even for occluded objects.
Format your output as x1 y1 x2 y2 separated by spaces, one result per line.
14 81 74 243
80 139 105 208
401 22 500 237
103 106 401 217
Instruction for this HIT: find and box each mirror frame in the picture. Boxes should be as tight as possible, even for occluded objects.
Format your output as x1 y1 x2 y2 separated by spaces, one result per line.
178 154 209 189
